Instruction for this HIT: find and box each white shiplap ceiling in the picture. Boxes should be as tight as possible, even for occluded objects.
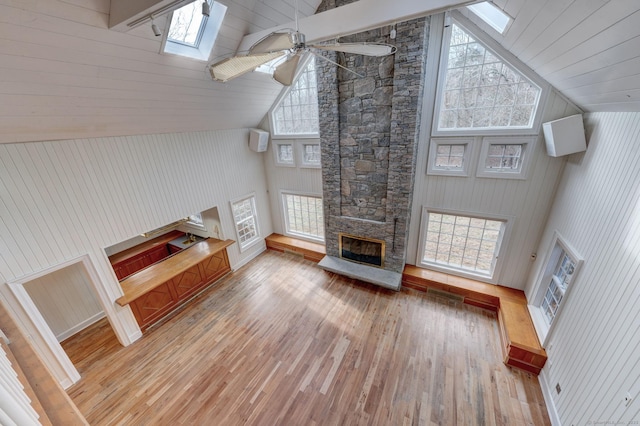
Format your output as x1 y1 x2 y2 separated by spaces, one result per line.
0 0 639 144
460 0 640 112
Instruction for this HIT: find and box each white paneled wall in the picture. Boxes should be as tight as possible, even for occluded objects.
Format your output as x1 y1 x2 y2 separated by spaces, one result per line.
525 112 640 425
0 128 272 386
405 15 581 289
23 263 104 342
260 114 323 237
407 90 578 289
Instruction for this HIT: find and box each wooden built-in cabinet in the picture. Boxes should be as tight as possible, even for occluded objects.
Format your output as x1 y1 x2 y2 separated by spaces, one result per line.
117 239 235 330
109 230 183 280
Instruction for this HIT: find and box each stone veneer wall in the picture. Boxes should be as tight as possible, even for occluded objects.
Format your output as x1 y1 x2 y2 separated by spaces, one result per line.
318 2 430 273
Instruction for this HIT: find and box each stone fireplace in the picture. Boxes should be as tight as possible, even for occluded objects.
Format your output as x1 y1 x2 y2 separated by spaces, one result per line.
316 2 430 290
339 234 385 268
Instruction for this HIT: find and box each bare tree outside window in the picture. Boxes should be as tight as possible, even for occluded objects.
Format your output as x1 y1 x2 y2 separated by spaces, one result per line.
438 23 541 131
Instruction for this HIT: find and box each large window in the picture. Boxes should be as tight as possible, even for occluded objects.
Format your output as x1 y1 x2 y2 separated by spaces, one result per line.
434 18 542 134
231 195 259 251
162 1 227 61
530 233 583 345
282 193 324 242
419 210 507 280
271 56 319 137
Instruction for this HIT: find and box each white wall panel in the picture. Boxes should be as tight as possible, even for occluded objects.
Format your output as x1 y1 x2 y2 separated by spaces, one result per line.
0 128 273 387
261 132 323 237
525 112 640 425
406 17 580 289
23 263 104 342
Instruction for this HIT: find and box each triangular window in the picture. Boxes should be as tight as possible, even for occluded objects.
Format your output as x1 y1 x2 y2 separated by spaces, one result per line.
436 21 542 132
271 56 319 136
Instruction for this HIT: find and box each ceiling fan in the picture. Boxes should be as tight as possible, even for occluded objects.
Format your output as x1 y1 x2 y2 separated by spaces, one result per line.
207 1 396 86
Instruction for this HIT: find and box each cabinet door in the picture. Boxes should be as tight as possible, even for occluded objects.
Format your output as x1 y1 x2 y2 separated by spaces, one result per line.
170 264 205 300
129 282 177 329
123 257 146 278
147 245 170 264
113 264 127 280
199 250 231 284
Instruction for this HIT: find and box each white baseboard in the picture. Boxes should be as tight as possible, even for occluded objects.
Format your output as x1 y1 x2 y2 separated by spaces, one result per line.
539 369 562 426
128 329 143 343
56 311 106 342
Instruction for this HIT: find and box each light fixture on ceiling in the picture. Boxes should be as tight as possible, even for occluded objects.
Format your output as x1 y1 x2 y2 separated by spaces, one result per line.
151 15 162 37
202 0 210 17
126 0 192 30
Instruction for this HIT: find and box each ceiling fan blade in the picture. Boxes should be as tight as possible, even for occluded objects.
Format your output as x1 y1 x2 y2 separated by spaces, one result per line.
311 42 397 57
249 32 294 54
309 50 364 79
273 52 303 86
209 52 286 82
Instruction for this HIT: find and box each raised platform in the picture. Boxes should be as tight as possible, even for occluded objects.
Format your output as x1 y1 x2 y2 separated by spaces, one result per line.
265 233 547 375
318 255 401 291
265 233 325 262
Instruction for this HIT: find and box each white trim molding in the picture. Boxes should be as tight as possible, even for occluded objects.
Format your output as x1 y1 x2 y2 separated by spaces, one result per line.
528 230 583 347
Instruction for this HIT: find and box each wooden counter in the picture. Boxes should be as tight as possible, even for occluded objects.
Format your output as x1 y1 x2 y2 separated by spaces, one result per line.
116 238 235 329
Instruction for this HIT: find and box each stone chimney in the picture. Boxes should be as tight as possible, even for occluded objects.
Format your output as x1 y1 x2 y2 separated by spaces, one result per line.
317 14 431 288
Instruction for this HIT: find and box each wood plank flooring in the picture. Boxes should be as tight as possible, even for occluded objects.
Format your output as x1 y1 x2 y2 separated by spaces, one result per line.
63 251 550 425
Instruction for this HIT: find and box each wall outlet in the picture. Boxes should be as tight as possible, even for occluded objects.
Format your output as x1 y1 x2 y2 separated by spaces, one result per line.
556 383 562 394
624 392 633 407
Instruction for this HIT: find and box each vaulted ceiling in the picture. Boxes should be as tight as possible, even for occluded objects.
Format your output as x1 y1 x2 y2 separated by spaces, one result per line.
1 0 639 144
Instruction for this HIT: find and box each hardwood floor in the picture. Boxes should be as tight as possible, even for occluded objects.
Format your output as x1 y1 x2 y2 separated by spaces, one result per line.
63 251 550 425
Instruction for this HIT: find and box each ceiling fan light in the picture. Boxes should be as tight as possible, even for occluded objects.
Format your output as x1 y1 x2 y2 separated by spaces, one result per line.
273 53 302 86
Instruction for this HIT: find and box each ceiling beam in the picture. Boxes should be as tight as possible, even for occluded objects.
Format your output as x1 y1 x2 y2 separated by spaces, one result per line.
238 0 476 52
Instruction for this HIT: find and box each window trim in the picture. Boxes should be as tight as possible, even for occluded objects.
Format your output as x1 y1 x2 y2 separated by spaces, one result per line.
416 207 513 284
432 11 549 137
230 193 261 252
529 231 583 347
185 213 207 231
298 141 322 169
427 137 475 177
272 141 296 167
280 190 325 243
268 53 319 139
476 136 536 180
466 2 513 35
161 1 227 62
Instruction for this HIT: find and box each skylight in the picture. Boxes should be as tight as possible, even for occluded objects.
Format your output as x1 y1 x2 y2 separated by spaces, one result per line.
466 2 512 34
162 0 227 61
167 2 207 46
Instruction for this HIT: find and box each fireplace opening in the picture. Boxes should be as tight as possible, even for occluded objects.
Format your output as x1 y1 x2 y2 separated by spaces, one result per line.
339 234 385 268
